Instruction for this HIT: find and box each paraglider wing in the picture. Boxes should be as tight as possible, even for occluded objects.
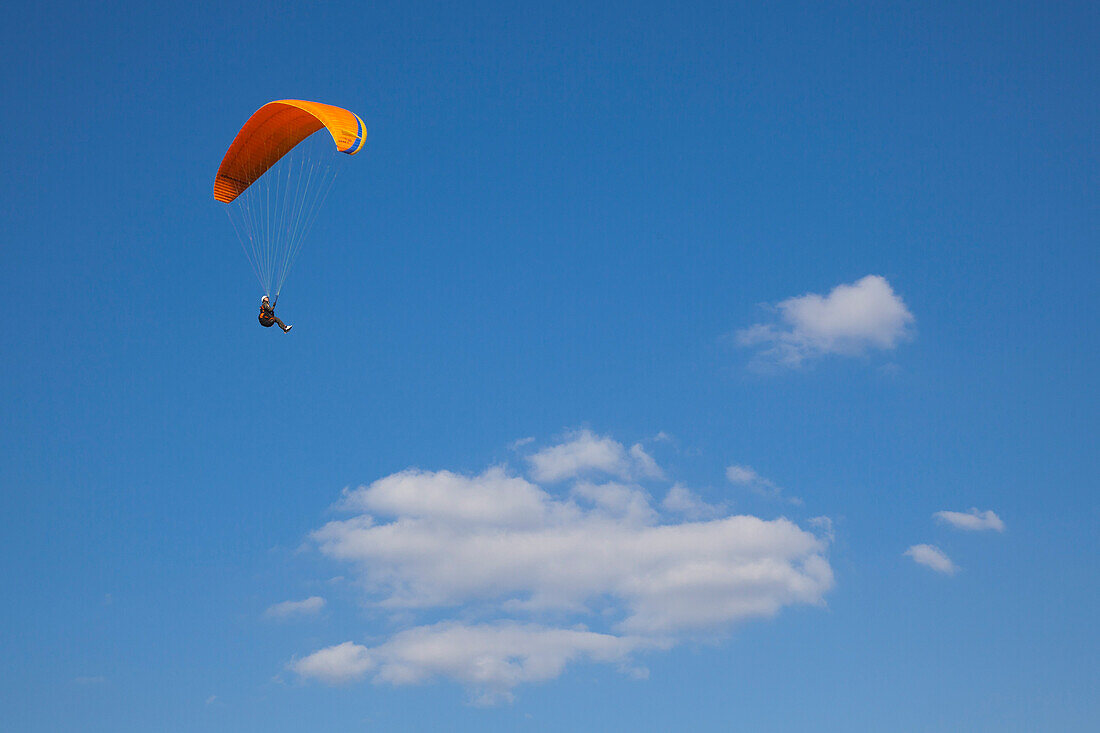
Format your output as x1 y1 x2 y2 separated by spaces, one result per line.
213 100 365 203
213 99 365 299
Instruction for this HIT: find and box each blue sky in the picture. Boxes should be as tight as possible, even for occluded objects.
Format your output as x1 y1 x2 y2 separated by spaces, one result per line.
1 0 1097 729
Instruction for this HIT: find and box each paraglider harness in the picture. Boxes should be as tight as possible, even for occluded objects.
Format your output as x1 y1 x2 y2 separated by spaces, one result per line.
258 296 278 327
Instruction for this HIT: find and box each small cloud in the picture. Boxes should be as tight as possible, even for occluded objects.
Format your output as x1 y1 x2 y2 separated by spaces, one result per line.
205 695 218 705
725 465 760 484
264 596 326 620
526 430 665 483
904 544 957 575
725 464 801 505
293 622 658 705
652 431 674 443
74 676 107 686
808 516 834 542
934 508 1005 532
629 444 665 480
291 641 374 684
737 275 914 368
509 436 535 450
661 484 722 519
341 467 552 528
572 481 658 525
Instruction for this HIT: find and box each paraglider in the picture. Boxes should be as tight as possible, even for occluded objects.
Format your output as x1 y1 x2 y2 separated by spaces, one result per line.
213 99 366 330
258 295 291 333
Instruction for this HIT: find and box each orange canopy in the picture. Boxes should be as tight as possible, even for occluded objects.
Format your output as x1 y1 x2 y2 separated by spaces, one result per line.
213 100 365 203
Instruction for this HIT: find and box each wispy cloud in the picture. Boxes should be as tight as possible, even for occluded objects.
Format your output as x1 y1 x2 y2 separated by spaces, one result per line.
725 465 761 484
74 676 108 686
934 508 1005 532
808 516 834 542
737 275 914 368
725 464 801 505
660 484 723 519
293 432 832 702
264 596 326 620
904 544 957 575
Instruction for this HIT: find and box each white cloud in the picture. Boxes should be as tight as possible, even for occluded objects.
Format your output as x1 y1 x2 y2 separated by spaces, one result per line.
340 466 556 528
526 430 664 483
661 484 722 519
808 516 834 542
934 508 1005 532
314 475 830 633
292 641 374 684
264 596 326 620
294 433 833 701
294 622 658 705
572 481 658 525
904 544 957 575
737 275 914 367
629 443 666 480
725 465 760 484
725 464 801 505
